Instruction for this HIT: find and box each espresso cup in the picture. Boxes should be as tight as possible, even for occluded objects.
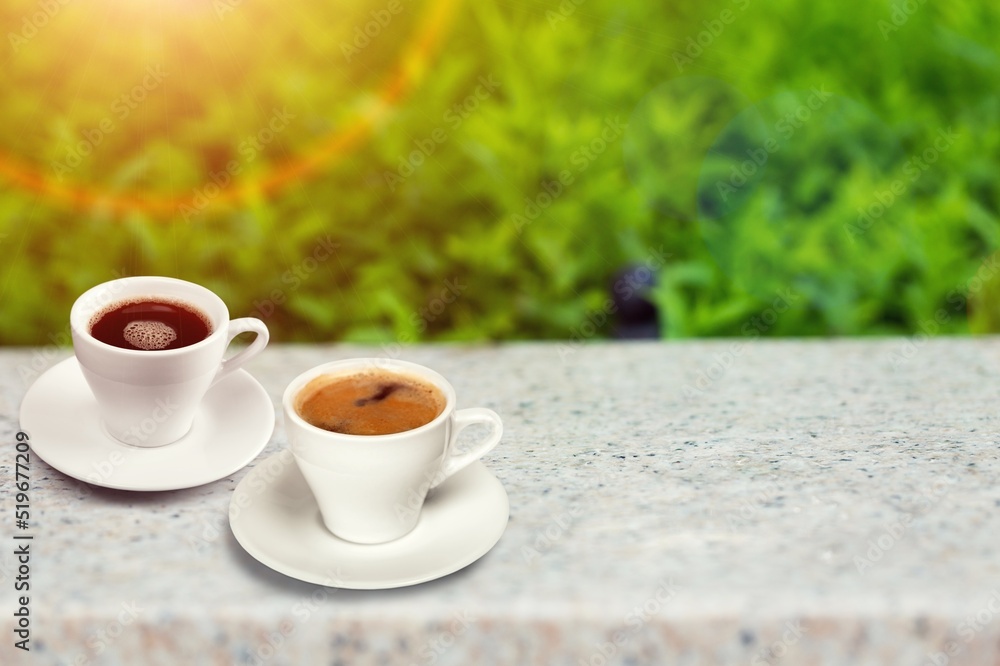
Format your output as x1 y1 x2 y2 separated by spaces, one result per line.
283 359 503 544
70 276 269 448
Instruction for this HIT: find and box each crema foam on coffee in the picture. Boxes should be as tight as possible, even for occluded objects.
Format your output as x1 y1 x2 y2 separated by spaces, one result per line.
295 369 445 436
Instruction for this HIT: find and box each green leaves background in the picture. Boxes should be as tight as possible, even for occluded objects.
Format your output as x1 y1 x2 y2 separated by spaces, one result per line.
0 0 998 344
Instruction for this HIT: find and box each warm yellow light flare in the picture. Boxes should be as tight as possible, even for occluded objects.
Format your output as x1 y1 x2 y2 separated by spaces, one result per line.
0 0 461 219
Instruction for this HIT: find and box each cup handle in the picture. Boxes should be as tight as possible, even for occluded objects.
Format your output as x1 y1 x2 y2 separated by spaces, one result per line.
212 318 269 387
430 408 503 490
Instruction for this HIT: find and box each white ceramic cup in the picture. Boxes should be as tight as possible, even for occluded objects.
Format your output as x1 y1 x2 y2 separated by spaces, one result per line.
283 358 503 545
70 276 269 448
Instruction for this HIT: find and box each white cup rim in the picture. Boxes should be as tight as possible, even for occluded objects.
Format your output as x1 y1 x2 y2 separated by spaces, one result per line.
70 276 230 357
282 358 457 442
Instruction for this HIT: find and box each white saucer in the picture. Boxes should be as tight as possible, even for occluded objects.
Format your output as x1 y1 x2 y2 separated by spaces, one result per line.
229 454 509 589
19 357 274 491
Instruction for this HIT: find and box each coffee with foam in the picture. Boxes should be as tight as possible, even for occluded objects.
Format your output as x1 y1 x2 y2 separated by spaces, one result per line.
295 369 446 436
90 298 211 351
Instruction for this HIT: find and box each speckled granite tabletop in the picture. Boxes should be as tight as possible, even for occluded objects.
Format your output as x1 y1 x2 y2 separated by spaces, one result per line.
2 340 1000 665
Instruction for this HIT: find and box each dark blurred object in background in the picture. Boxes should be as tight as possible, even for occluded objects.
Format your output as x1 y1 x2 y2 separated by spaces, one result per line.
611 265 660 339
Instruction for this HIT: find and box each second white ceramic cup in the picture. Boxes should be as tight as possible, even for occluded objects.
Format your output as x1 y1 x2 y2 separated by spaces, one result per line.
283 358 503 545
70 276 269 448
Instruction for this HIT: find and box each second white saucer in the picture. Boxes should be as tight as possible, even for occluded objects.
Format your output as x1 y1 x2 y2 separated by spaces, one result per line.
19 357 275 491
229 454 509 589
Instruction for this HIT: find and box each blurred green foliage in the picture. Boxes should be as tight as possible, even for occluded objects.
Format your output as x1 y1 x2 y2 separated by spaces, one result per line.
0 0 998 345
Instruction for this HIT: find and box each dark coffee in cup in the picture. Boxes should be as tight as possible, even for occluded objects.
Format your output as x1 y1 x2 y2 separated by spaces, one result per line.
296 369 446 436
90 298 212 351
